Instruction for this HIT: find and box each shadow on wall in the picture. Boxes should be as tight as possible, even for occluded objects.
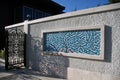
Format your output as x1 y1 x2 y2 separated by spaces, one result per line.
104 26 112 62
27 35 69 79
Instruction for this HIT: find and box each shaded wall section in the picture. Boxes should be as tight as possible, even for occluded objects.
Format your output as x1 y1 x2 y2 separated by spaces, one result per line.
26 26 69 78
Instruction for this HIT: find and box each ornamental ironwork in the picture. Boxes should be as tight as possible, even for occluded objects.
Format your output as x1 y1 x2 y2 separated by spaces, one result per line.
5 28 26 69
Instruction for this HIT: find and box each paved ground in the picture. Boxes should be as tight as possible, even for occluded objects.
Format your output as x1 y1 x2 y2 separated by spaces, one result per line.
0 58 66 80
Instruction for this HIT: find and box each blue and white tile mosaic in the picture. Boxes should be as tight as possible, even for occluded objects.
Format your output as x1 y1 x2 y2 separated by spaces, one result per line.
43 29 101 55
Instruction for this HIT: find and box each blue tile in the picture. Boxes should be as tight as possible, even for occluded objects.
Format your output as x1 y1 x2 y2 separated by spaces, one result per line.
43 29 101 55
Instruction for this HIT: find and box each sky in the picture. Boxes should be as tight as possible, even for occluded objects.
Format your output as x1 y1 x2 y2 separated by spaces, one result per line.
53 0 109 12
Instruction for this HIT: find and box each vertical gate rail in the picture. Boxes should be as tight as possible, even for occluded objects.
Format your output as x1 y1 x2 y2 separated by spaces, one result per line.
5 30 8 70
5 28 26 70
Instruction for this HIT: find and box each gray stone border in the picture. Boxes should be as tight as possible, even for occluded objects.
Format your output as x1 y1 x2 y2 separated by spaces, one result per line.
41 25 105 60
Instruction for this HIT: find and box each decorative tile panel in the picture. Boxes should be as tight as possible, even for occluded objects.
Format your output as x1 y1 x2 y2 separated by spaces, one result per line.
42 25 105 60
43 29 100 55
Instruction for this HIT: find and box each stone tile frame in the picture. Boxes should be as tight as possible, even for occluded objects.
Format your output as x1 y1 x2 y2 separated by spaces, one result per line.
41 25 105 60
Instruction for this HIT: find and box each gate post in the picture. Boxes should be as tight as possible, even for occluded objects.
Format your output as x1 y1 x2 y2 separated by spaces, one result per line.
23 20 29 67
24 20 29 34
5 30 8 70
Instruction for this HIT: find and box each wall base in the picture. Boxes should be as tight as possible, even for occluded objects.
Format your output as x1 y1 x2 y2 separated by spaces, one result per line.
67 68 120 80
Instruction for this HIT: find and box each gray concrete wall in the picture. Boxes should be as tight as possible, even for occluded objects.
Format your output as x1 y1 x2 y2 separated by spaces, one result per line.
6 3 120 80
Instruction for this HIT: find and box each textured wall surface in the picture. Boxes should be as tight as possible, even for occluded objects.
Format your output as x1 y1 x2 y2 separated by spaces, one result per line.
26 6 120 79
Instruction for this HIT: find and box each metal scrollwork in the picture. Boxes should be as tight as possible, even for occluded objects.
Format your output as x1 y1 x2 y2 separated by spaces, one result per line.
5 28 25 69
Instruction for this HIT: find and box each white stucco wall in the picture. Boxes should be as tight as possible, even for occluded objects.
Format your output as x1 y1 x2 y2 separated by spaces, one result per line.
28 3 120 79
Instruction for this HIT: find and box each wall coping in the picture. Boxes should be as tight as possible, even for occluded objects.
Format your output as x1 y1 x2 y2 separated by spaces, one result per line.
28 2 120 24
5 22 24 29
5 2 120 29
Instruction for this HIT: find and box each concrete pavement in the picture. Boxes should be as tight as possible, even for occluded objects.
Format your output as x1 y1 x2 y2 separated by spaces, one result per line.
0 58 66 80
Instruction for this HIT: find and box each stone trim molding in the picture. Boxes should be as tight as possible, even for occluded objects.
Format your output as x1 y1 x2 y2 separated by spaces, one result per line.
5 22 24 29
41 25 105 60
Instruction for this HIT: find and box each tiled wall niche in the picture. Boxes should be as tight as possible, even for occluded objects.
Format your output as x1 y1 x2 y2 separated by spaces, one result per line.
41 25 105 60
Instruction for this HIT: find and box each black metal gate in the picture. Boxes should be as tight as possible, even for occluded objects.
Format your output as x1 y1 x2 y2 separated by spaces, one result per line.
5 28 26 70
